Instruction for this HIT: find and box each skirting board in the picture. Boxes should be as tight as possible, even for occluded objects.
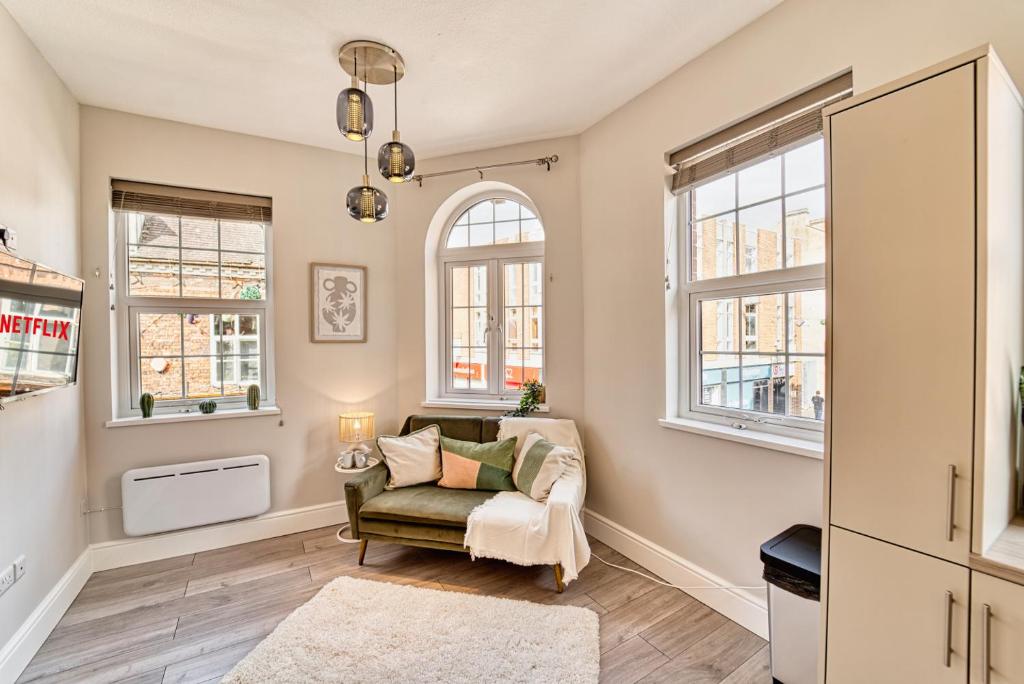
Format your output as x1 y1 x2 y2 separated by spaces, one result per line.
583 509 769 639
91 500 347 572
0 548 92 684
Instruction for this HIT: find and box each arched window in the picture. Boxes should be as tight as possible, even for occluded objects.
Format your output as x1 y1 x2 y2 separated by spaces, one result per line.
438 194 544 400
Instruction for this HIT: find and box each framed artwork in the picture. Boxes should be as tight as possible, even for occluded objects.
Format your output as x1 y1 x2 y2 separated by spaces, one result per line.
310 263 367 343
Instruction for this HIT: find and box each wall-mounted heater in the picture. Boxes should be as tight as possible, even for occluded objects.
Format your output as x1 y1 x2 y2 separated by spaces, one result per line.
121 455 270 536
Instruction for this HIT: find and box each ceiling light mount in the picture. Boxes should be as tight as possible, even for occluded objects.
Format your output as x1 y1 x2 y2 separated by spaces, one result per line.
338 41 405 85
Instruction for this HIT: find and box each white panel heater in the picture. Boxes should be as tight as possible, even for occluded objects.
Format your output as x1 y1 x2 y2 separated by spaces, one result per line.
121 455 270 536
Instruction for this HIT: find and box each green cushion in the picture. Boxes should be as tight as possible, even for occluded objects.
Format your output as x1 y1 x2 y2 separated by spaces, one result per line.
438 436 516 491
358 484 497 527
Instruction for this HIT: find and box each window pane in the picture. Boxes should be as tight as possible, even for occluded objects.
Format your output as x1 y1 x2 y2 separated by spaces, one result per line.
181 249 220 298
738 201 782 273
495 221 519 244
185 356 220 399
789 289 826 354
140 355 183 401
470 307 488 347
525 306 542 348
452 348 470 389
239 314 259 337
521 205 537 221
505 307 523 348
694 175 734 219
470 348 488 390
451 308 469 347
128 245 180 297
700 353 740 408
521 219 544 242
738 157 781 206
447 224 469 249
741 294 783 353
784 138 824 192
138 313 181 357
788 356 826 420
505 348 523 391
494 199 519 221
470 265 487 306
220 356 259 396
785 188 825 267
180 216 218 250
220 220 265 253
524 348 543 386
468 201 494 224
451 266 469 307
129 213 179 248
469 222 493 247
221 252 266 300
526 262 543 305
504 263 522 306
742 354 787 416
691 214 736 280
700 298 737 352
182 313 214 356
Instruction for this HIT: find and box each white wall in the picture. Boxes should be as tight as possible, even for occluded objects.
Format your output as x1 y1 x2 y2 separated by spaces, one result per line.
0 4 86 648
79 108 399 543
578 0 1024 588
392 136 583 424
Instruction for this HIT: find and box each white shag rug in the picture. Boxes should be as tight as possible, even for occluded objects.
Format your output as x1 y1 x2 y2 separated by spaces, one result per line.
222 576 600 683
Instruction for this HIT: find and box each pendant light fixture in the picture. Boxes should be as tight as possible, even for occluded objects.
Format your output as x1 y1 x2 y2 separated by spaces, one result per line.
337 41 406 223
346 136 388 223
378 65 415 183
337 52 373 142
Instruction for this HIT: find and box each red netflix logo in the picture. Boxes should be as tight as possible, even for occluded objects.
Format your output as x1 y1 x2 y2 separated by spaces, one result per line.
0 314 71 341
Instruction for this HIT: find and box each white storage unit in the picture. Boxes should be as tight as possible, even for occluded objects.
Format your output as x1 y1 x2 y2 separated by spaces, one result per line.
821 46 1024 683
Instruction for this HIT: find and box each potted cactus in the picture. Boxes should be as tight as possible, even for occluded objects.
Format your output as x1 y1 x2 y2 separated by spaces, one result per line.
139 392 155 418
246 384 261 411
198 399 218 414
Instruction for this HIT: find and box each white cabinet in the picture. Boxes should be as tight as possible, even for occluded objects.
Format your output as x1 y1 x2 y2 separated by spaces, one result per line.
826 527 969 684
971 572 1024 684
828 63 975 565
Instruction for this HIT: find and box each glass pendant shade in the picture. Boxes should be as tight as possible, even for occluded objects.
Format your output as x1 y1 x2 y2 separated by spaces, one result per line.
378 137 415 183
337 84 373 141
346 175 388 223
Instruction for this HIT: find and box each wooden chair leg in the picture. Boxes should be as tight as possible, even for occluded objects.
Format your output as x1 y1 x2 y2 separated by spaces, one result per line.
358 539 368 566
553 563 564 593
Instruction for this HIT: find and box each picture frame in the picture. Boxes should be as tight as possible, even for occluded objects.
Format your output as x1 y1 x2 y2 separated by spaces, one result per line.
310 263 367 343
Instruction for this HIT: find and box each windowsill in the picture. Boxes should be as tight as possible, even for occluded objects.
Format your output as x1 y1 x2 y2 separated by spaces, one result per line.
421 398 550 413
658 416 823 460
105 406 281 428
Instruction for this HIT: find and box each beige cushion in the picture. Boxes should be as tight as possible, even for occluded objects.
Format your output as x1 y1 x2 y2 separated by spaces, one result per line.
512 432 572 502
377 425 442 489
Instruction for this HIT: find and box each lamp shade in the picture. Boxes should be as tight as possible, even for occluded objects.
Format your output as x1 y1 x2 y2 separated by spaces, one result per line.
378 139 415 183
339 412 375 443
345 180 388 223
337 86 373 141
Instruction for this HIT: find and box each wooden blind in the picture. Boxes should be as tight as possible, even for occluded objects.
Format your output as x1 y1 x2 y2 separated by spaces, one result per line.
111 180 272 222
670 72 853 194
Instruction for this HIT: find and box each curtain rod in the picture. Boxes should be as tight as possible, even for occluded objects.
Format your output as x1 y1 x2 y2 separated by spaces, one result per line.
411 155 558 187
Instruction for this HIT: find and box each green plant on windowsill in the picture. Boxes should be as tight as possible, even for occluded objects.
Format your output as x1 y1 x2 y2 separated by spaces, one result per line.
505 380 545 418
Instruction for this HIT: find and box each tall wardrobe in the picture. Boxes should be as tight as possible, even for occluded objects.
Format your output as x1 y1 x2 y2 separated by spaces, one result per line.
821 46 1024 683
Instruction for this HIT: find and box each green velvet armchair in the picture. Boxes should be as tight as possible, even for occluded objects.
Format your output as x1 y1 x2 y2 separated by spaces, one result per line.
344 414 565 591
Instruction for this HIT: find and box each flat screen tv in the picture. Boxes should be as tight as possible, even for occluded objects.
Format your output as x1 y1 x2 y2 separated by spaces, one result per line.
0 250 83 403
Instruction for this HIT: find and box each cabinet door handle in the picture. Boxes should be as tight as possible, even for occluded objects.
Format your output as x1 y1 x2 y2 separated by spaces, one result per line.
945 465 957 542
982 603 992 684
943 590 954 667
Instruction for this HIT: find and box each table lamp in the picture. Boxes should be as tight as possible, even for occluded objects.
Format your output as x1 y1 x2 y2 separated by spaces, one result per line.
338 411 375 468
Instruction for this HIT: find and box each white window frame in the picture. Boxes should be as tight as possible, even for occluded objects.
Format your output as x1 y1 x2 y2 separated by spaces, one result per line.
437 192 545 402
113 211 276 417
671 135 825 439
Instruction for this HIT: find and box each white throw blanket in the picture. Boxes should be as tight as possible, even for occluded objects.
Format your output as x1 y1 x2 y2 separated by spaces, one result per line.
464 418 591 584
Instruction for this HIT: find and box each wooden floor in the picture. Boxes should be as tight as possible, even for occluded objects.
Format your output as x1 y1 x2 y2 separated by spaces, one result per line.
19 527 769 684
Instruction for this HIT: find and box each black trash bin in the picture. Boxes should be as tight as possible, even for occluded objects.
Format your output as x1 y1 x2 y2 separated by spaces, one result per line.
760 525 822 684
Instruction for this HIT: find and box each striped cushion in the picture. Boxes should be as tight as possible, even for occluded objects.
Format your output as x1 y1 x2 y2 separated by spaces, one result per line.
437 436 517 491
512 432 572 502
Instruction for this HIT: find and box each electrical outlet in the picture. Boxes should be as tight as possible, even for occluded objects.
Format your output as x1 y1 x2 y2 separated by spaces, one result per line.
13 556 25 582
0 565 14 598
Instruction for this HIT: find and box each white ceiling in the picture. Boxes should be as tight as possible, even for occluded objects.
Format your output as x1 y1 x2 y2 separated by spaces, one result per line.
2 0 780 159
